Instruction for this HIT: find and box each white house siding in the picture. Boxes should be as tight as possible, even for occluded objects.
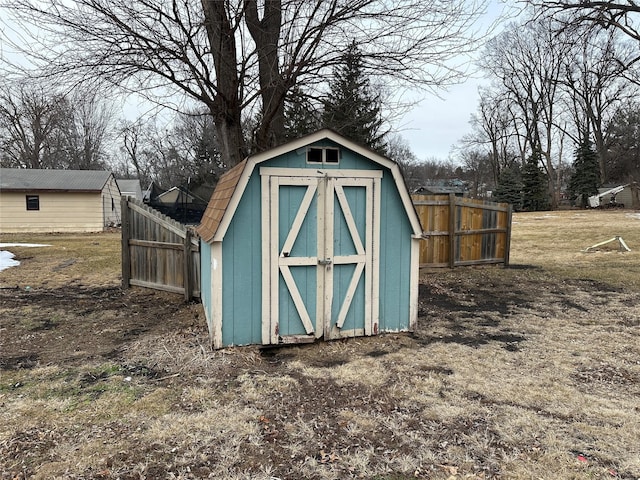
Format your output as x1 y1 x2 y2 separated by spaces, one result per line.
102 176 122 226
0 191 106 233
597 185 638 209
617 189 632 208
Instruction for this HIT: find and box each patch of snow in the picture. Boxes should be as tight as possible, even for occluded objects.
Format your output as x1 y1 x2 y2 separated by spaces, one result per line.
625 213 640 220
0 244 50 272
0 251 21 272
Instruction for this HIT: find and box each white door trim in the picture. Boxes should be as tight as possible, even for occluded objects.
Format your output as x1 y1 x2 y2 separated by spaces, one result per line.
261 169 382 344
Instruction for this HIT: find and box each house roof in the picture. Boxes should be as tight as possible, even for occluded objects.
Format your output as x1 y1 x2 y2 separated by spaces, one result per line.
116 179 142 195
197 129 422 243
0 168 115 193
155 186 209 205
414 185 465 195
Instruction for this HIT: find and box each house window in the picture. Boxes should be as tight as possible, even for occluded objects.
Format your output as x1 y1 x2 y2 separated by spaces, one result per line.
26 195 40 211
307 147 340 165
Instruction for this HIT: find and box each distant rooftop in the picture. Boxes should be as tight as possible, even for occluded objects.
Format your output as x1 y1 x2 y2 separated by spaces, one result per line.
1 168 114 192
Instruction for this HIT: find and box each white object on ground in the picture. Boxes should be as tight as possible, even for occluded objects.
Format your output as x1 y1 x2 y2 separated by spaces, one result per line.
0 251 21 272
585 236 631 252
0 243 51 272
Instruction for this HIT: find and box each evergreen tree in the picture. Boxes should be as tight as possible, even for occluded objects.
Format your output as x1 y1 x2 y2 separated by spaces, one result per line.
493 166 522 209
284 86 321 140
521 149 550 211
322 42 386 153
604 104 640 184
568 140 600 207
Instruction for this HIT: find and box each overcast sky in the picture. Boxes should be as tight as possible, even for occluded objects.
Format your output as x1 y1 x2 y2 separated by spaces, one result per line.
396 79 487 163
396 0 515 163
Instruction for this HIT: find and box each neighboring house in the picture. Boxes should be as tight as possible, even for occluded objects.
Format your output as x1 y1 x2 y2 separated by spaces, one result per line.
117 179 143 201
197 129 422 349
595 183 639 209
151 186 208 224
413 185 466 196
414 179 467 197
0 168 121 233
143 181 164 204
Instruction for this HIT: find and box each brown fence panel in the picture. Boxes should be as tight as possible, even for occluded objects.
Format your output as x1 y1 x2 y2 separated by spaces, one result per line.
412 194 512 268
121 197 200 300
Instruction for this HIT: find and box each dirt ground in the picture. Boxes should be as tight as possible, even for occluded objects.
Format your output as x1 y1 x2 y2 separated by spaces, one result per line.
1 214 640 479
0 284 203 369
0 267 628 372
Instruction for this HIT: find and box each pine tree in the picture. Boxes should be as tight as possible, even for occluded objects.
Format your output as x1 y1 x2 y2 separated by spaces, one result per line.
322 42 386 153
283 86 321 140
568 140 600 208
521 149 550 211
493 167 522 209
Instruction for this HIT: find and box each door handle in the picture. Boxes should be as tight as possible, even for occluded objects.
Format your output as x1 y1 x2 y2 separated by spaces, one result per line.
318 258 332 265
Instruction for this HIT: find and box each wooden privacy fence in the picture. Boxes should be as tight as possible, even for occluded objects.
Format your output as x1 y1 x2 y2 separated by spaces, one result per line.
121 197 200 300
412 194 512 268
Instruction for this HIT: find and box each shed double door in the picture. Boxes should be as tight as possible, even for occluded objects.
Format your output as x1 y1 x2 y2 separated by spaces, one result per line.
261 168 381 344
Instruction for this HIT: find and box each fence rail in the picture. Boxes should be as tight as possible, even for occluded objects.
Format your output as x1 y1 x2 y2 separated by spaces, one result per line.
121 197 200 300
412 194 512 268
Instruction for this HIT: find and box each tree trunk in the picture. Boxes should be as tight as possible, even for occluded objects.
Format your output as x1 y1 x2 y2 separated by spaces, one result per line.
246 0 287 152
201 0 246 166
592 123 608 183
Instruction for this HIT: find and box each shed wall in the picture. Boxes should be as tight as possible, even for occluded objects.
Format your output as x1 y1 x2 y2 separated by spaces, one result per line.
378 176 413 332
200 240 213 331
221 172 263 346
102 176 122 226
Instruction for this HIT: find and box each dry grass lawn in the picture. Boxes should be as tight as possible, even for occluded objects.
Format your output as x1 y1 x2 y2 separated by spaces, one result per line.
1 210 639 479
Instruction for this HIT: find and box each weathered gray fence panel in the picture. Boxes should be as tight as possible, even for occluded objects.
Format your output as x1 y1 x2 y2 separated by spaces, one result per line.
121 196 200 300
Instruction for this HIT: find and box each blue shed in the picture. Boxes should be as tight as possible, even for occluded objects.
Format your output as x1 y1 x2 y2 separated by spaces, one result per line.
196 129 422 349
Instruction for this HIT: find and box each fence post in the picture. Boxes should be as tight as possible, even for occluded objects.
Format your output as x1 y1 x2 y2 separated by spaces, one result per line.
121 196 131 289
183 228 192 301
448 193 456 269
504 204 513 267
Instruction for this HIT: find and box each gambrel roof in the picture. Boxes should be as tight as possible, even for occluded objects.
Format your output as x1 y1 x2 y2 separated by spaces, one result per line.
196 160 246 243
0 168 115 193
197 129 422 243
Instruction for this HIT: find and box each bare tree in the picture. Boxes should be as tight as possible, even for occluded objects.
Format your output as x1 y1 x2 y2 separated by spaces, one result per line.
385 134 420 190
464 86 523 184
168 111 225 188
479 18 571 208
526 1 640 54
118 110 225 192
118 118 181 189
59 91 114 170
459 149 494 198
0 79 117 169
559 27 638 182
0 82 65 168
2 0 489 167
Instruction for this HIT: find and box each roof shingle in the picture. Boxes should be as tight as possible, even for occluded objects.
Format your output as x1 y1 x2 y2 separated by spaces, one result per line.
0 168 114 192
196 160 247 242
